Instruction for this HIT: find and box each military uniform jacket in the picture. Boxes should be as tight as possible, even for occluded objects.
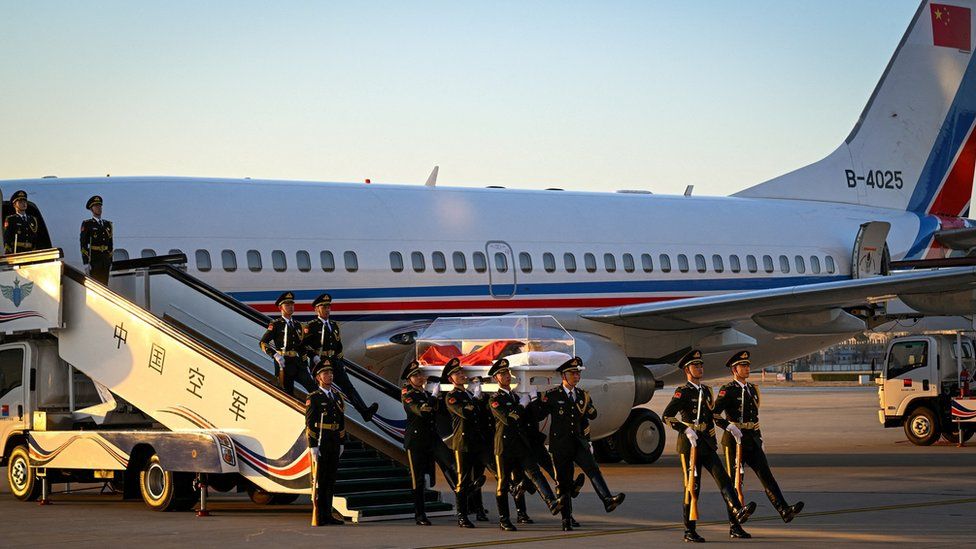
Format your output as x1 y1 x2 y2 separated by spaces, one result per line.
79 218 113 264
445 388 486 452
662 382 725 452
532 385 597 454
260 317 305 357
402 385 439 450
305 388 346 448
712 381 763 448
302 317 343 361
3 214 38 254
488 389 531 457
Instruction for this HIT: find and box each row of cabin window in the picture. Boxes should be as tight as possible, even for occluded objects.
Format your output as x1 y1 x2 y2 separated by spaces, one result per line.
113 248 359 273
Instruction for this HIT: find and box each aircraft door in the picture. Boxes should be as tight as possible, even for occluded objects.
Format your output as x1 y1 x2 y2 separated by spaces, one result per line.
485 241 516 298
1 193 53 253
852 221 891 278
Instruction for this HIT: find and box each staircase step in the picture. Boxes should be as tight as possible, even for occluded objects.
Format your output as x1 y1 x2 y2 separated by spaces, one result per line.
338 457 393 468
336 466 408 480
343 489 440 507
340 448 373 459
356 501 453 518
335 476 411 493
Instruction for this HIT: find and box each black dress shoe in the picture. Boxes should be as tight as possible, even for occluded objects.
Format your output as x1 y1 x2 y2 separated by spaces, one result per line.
734 501 757 524
362 403 379 422
684 530 706 543
780 501 804 523
517 512 534 524
475 510 490 522
603 492 626 513
561 519 574 531
572 473 585 498
730 524 752 539
325 517 344 525
499 519 517 532
571 516 580 528
415 515 431 526
458 517 476 528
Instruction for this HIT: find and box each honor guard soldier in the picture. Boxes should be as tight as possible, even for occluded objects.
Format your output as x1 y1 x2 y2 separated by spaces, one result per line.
306 359 346 526
79 195 113 284
260 292 315 396
713 351 804 526
4 190 39 255
444 358 486 528
401 360 459 526
662 350 757 543
487 358 562 531
532 357 625 531
303 293 379 422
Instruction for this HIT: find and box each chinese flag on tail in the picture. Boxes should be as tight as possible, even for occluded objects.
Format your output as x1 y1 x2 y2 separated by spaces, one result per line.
931 3 972 50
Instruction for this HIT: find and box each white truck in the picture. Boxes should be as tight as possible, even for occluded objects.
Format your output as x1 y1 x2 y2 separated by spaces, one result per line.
877 334 976 445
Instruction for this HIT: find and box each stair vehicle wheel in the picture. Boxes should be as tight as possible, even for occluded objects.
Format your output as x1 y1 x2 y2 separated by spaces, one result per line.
7 445 41 501
247 485 297 505
615 408 666 464
941 422 975 443
139 454 195 511
903 406 940 446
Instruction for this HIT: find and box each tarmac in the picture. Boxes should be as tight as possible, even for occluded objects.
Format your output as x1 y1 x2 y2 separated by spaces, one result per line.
2 386 974 547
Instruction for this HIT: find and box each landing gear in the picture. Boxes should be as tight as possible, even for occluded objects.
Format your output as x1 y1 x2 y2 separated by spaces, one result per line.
615 409 666 464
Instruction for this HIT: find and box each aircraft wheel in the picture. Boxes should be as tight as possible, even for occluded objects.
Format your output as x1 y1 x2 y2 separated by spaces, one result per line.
7 445 41 501
615 409 666 464
139 454 195 511
904 406 940 446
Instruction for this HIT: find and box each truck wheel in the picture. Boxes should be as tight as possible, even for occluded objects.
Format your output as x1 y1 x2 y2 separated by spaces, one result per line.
7 445 41 501
941 423 975 443
593 438 622 463
615 409 666 464
139 454 194 511
904 406 940 446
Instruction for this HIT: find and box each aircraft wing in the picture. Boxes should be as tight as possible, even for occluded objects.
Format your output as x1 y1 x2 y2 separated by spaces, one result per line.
580 267 976 330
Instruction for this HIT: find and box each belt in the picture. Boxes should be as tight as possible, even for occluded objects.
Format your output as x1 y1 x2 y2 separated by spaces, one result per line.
315 423 341 431
90 245 111 252
280 351 299 357
734 422 760 430
689 423 713 433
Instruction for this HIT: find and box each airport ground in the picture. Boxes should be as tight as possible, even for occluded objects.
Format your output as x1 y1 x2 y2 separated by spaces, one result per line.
2 386 974 548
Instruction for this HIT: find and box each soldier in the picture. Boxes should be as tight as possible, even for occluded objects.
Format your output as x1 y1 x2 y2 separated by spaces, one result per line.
302 293 378 422
4 190 38 255
713 351 804 527
260 292 315 396
662 350 757 543
79 195 114 284
444 358 485 528
487 358 562 531
401 360 459 526
306 358 346 526
532 357 625 531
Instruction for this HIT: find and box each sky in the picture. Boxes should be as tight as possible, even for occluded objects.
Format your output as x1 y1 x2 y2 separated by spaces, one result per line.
0 1 922 197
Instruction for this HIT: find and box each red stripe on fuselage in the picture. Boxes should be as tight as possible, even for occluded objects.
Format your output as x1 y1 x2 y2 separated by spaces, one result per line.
250 295 683 313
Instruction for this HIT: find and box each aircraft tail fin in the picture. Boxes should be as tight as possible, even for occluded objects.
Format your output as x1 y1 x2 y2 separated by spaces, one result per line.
735 1 976 217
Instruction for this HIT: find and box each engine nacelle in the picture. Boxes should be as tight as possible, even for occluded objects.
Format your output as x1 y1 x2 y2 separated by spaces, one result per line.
569 331 643 440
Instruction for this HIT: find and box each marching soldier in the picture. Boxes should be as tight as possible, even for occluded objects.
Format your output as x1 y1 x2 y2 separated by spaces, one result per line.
260 292 315 396
662 350 757 543
4 190 39 255
79 195 114 284
713 351 804 526
487 358 562 531
532 357 625 531
303 293 378 422
444 358 485 528
306 358 346 526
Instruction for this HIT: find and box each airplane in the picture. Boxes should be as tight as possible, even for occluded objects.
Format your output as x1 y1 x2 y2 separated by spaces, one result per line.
4 0 976 463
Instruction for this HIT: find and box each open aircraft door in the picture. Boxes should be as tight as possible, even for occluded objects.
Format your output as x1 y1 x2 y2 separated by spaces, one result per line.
486 241 516 298
852 221 891 279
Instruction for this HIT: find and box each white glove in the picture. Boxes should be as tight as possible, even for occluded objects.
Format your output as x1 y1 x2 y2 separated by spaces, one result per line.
727 424 743 443
761 440 766 452
518 392 530 407
84 264 92 276
312 355 321 365
274 352 285 366
339 445 344 458
684 427 698 447
470 378 482 398
310 447 320 461
430 383 441 397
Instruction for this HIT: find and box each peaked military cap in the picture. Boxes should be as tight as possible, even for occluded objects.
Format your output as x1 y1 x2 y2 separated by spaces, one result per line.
86 195 103 210
487 358 510 377
10 190 27 202
312 293 332 308
441 357 463 380
726 350 751 369
275 291 295 307
312 358 334 376
556 356 584 374
401 360 423 380
678 349 704 369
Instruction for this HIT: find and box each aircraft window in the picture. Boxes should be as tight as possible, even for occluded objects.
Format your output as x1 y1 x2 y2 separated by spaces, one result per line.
344 251 359 272
494 252 509 273
712 254 724 273
141 249 157 258
453 251 467 273
195 249 212 272
677 254 689 273
519 252 532 273
412 251 426 272
272 250 287 272
113 249 129 262
320 251 335 272
746 254 757 273
584 253 597 273
564 253 577 273
778 255 790 273
604 253 616 273
296 250 311 272
729 255 740 273
247 250 262 272
222 250 238 272
659 254 671 273
622 253 635 273
810 255 821 274
694 254 706 273
543 252 556 273
762 255 774 273
390 251 404 272
432 251 447 273
642 253 654 272
794 255 806 274
826 255 836 274
168 249 184 257
473 251 487 273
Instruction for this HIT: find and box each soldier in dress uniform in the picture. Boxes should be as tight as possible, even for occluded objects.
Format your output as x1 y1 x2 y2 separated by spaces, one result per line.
260 292 315 396
662 350 757 543
4 190 39 255
306 358 346 526
713 351 804 526
531 357 625 531
302 293 378 422
443 358 485 528
79 195 114 284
